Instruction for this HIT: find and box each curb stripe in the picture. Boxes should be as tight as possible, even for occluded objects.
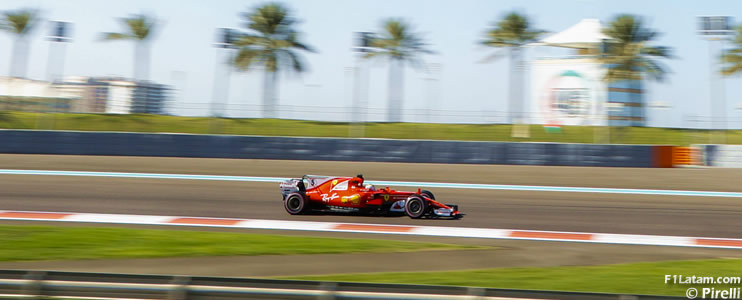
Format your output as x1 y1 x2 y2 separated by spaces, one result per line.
0 211 71 219
333 224 416 233
169 217 243 226
695 238 742 248
509 231 593 241
2 210 742 250
1 169 741 198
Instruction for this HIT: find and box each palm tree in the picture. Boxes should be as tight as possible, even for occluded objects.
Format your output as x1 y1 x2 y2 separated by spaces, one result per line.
366 18 432 122
722 25 742 76
598 15 671 126
232 3 313 119
102 14 157 81
598 15 671 82
1 9 38 78
481 12 544 124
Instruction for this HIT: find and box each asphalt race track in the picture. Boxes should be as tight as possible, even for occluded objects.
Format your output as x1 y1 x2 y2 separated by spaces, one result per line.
1 154 742 238
2 154 742 277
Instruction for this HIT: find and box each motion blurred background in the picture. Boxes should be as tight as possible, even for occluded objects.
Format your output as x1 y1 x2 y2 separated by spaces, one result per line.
2 1 742 299
1 0 742 139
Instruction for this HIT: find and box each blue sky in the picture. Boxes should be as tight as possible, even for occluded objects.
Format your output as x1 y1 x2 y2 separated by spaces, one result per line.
2 0 742 128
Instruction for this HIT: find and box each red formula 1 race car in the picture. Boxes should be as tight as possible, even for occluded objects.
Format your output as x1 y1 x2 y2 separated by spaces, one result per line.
279 174 462 219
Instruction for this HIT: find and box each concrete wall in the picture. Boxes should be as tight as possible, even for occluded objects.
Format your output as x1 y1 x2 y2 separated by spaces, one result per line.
0 130 659 167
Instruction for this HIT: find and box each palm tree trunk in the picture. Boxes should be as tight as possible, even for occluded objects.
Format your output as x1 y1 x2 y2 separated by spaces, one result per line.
134 42 150 81
263 70 277 118
387 59 403 122
10 36 29 78
508 47 524 124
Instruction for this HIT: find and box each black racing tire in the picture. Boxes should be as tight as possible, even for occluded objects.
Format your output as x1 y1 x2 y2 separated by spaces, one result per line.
420 190 435 200
284 193 307 215
405 195 427 219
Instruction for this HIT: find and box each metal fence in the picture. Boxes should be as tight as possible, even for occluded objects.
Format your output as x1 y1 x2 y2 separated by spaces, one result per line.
172 103 742 128
0 270 682 300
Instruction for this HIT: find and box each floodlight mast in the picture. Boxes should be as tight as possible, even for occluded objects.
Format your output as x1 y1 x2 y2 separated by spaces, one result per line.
47 21 72 83
697 16 733 143
350 32 374 137
211 28 238 118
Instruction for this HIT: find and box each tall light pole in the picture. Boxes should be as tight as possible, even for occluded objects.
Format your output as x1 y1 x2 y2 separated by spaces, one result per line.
350 32 373 137
698 16 734 144
211 28 237 118
46 21 71 83
39 21 72 129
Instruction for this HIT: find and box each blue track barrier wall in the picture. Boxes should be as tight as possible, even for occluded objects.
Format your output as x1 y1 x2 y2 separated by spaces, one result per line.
0 130 655 167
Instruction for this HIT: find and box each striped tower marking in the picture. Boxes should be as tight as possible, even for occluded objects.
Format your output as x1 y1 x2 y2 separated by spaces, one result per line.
2 210 742 250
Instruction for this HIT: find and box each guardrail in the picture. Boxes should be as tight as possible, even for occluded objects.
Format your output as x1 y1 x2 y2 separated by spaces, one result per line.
0 270 682 300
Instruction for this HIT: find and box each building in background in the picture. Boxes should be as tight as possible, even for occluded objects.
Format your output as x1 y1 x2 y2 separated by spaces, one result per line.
131 81 169 114
531 19 646 127
0 76 170 114
0 76 74 112
56 77 169 114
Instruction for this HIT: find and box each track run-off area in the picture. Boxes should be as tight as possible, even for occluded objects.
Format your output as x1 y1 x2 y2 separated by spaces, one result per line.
1 210 742 250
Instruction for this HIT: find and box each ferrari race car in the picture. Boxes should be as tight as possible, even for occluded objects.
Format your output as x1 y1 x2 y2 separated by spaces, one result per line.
279 174 462 219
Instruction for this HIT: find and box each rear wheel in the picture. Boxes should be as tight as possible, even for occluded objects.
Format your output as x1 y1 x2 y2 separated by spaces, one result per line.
405 195 427 219
284 193 307 215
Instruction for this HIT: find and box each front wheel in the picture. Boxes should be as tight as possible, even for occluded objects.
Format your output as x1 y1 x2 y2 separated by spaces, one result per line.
405 195 427 219
420 190 435 200
284 193 308 215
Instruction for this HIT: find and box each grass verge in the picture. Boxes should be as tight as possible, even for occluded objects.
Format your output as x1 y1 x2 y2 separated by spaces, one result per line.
2 111 740 145
286 258 742 297
0 225 484 262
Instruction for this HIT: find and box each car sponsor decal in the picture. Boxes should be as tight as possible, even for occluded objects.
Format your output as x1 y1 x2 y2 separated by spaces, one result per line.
341 194 361 204
321 193 339 202
331 180 349 191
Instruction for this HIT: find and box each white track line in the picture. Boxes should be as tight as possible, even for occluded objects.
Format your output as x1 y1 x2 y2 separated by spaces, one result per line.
1 210 741 250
